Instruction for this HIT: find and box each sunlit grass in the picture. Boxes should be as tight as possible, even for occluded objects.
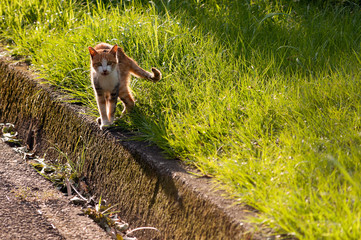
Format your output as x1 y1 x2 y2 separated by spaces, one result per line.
1 0 361 238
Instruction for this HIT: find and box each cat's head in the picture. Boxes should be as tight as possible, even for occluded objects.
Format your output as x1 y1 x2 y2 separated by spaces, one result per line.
88 44 118 76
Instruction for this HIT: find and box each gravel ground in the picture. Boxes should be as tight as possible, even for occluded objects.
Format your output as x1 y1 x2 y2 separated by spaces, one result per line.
0 141 111 240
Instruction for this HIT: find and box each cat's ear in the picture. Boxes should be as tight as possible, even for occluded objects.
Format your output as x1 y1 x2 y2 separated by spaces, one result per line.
88 47 98 58
117 47 127 61
110 44 118 56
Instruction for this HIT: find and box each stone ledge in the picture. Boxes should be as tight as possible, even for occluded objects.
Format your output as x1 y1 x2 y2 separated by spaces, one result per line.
0 60 266 239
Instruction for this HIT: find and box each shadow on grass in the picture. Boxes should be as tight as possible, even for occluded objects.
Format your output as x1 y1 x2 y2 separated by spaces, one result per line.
132 0 361 76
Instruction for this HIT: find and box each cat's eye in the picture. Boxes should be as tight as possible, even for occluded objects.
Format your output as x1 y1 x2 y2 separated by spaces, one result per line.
107 62 112 66
95 63 102 67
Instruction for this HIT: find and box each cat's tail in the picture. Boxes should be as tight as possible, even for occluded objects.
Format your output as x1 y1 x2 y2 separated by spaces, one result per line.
150 67 162 82
117 47 162 83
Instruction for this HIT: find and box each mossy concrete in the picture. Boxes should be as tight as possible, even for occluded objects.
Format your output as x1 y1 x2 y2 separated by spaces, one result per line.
0 60 267 239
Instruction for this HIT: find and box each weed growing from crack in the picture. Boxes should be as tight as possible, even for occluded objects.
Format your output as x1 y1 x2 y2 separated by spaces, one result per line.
0 123 21 147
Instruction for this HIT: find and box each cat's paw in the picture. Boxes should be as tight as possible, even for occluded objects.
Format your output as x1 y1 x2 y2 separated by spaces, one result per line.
96 117 102 126
151 67 162 82
100 124 111 130
97 118 112 130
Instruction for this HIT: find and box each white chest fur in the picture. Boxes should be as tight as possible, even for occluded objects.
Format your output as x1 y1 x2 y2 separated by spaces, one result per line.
92 69 120 92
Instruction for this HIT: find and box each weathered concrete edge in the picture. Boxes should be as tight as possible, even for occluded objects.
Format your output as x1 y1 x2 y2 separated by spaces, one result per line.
0 61 265 239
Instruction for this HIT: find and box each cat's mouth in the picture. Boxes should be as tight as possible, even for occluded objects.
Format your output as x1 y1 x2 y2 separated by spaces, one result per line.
101 72 109 75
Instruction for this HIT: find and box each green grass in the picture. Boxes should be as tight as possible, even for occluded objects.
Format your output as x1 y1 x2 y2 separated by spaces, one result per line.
1 0 361 238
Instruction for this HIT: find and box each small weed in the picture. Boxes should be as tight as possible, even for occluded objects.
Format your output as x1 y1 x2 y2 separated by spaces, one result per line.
0 123 21 147
11 187 32 201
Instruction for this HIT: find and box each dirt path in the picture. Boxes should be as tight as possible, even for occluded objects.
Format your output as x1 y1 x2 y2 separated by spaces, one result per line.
0 141 111 240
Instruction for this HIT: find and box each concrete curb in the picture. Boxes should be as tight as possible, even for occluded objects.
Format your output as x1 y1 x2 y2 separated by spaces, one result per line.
0 60 264 239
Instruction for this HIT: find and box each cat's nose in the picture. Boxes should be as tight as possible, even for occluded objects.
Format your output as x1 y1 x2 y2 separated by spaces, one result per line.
103 70 108 75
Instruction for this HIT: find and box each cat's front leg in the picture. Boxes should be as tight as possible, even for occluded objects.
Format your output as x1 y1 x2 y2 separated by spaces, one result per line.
107 87 119 124
95 88 111 130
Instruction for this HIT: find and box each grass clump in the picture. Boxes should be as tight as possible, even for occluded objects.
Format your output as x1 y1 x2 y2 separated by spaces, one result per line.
1 0 361 238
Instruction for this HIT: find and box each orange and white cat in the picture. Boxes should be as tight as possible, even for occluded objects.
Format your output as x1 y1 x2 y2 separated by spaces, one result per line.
88 43 161 130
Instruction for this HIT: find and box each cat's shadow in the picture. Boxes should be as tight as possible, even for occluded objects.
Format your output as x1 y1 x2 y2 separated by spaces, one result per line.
101 107 186 215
